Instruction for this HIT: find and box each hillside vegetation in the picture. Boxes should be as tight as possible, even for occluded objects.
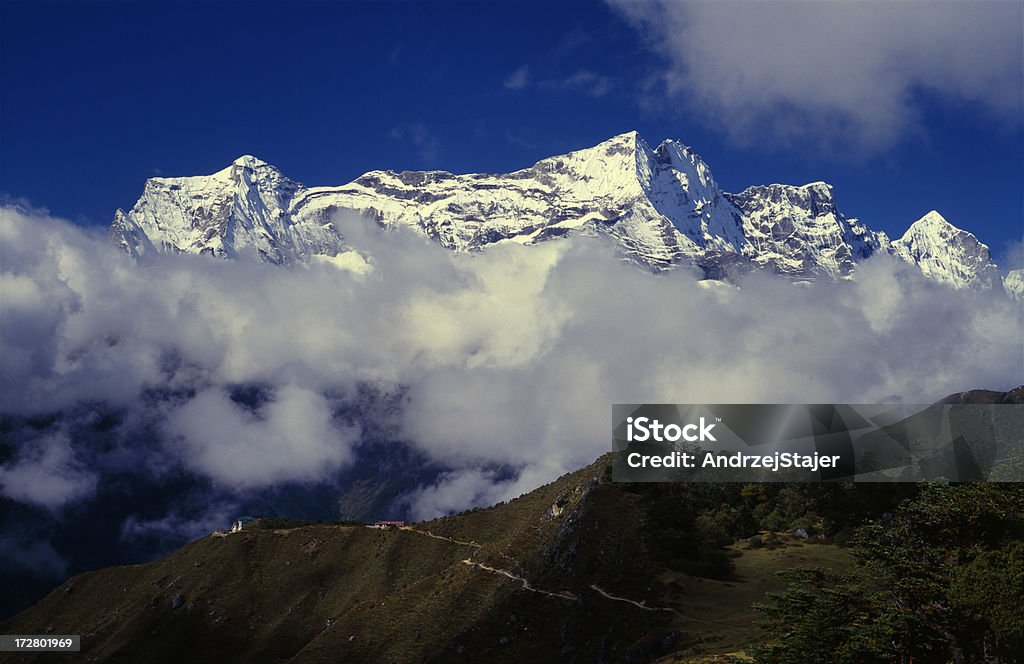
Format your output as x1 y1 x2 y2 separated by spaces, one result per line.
3 457 860 663
5 386 1022 663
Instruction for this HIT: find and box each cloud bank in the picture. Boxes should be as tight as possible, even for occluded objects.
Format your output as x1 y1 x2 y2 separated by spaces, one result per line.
1 206 1021 519
609 0 1023 153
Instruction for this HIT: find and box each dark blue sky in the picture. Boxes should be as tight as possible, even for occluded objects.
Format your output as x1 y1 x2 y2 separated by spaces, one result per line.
1 0 1021 261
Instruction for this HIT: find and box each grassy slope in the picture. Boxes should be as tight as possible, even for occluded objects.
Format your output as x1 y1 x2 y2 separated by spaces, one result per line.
1 456 853 663
655 540 853 662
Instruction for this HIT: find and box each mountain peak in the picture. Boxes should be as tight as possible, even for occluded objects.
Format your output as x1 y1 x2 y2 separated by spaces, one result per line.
910 210 951 229
526 131 658 200
107 133 1004 291
609 129 642 143
201 155 282 183
895 211 999 289
899 211 978 245
597 130 652 156
801 181 833 196
801 182 836 210
232 154 269 169
653 138 701 166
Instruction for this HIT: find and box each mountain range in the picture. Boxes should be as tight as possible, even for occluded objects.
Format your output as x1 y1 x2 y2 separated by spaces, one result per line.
107 131 1018 294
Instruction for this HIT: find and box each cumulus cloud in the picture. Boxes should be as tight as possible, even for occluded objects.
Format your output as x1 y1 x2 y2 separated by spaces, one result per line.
0 206 1021 519
401 468 518 521
608 0 1023 153
0 430 97 510
164 385 358 489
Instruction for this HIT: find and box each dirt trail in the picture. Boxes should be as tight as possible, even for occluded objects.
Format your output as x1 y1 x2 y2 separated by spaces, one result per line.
590 585 746 627
400 526 575 600
403 525 742 625
462 559 577 601
589 584 674 612
400 526 480 548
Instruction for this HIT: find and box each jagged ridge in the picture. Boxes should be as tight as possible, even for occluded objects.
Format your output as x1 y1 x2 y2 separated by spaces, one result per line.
108 132 1004 289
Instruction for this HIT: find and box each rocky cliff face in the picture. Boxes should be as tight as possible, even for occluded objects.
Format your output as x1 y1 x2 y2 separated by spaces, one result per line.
108 155 346 263
726 182 889 280
108 132 1005 289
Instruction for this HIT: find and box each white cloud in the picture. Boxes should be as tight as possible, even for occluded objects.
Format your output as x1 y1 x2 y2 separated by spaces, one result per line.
608 0 1023 153
503 65 530 91
402 468 517 521
0 431 96 510
164 385 358 490
1 206 1021 515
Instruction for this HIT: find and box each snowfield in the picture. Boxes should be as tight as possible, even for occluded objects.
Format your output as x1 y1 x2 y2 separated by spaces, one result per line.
108 132 1007 292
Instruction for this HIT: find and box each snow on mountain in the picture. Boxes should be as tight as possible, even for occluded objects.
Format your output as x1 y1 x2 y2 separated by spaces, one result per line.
727 182 889 280
107 132 1003 289
109 156 346 264
1001 269 1024 300
284 131 747 269
892 211 1001 290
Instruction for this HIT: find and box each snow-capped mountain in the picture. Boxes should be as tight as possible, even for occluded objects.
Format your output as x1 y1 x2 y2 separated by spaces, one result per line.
891 211 1002 290
108 132 1003 289
109 156 346 263
726 182 889 280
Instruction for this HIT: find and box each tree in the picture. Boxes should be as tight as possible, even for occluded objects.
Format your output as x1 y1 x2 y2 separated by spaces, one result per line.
749 567 899 664
949 541 1024 660
751 483 1024 664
